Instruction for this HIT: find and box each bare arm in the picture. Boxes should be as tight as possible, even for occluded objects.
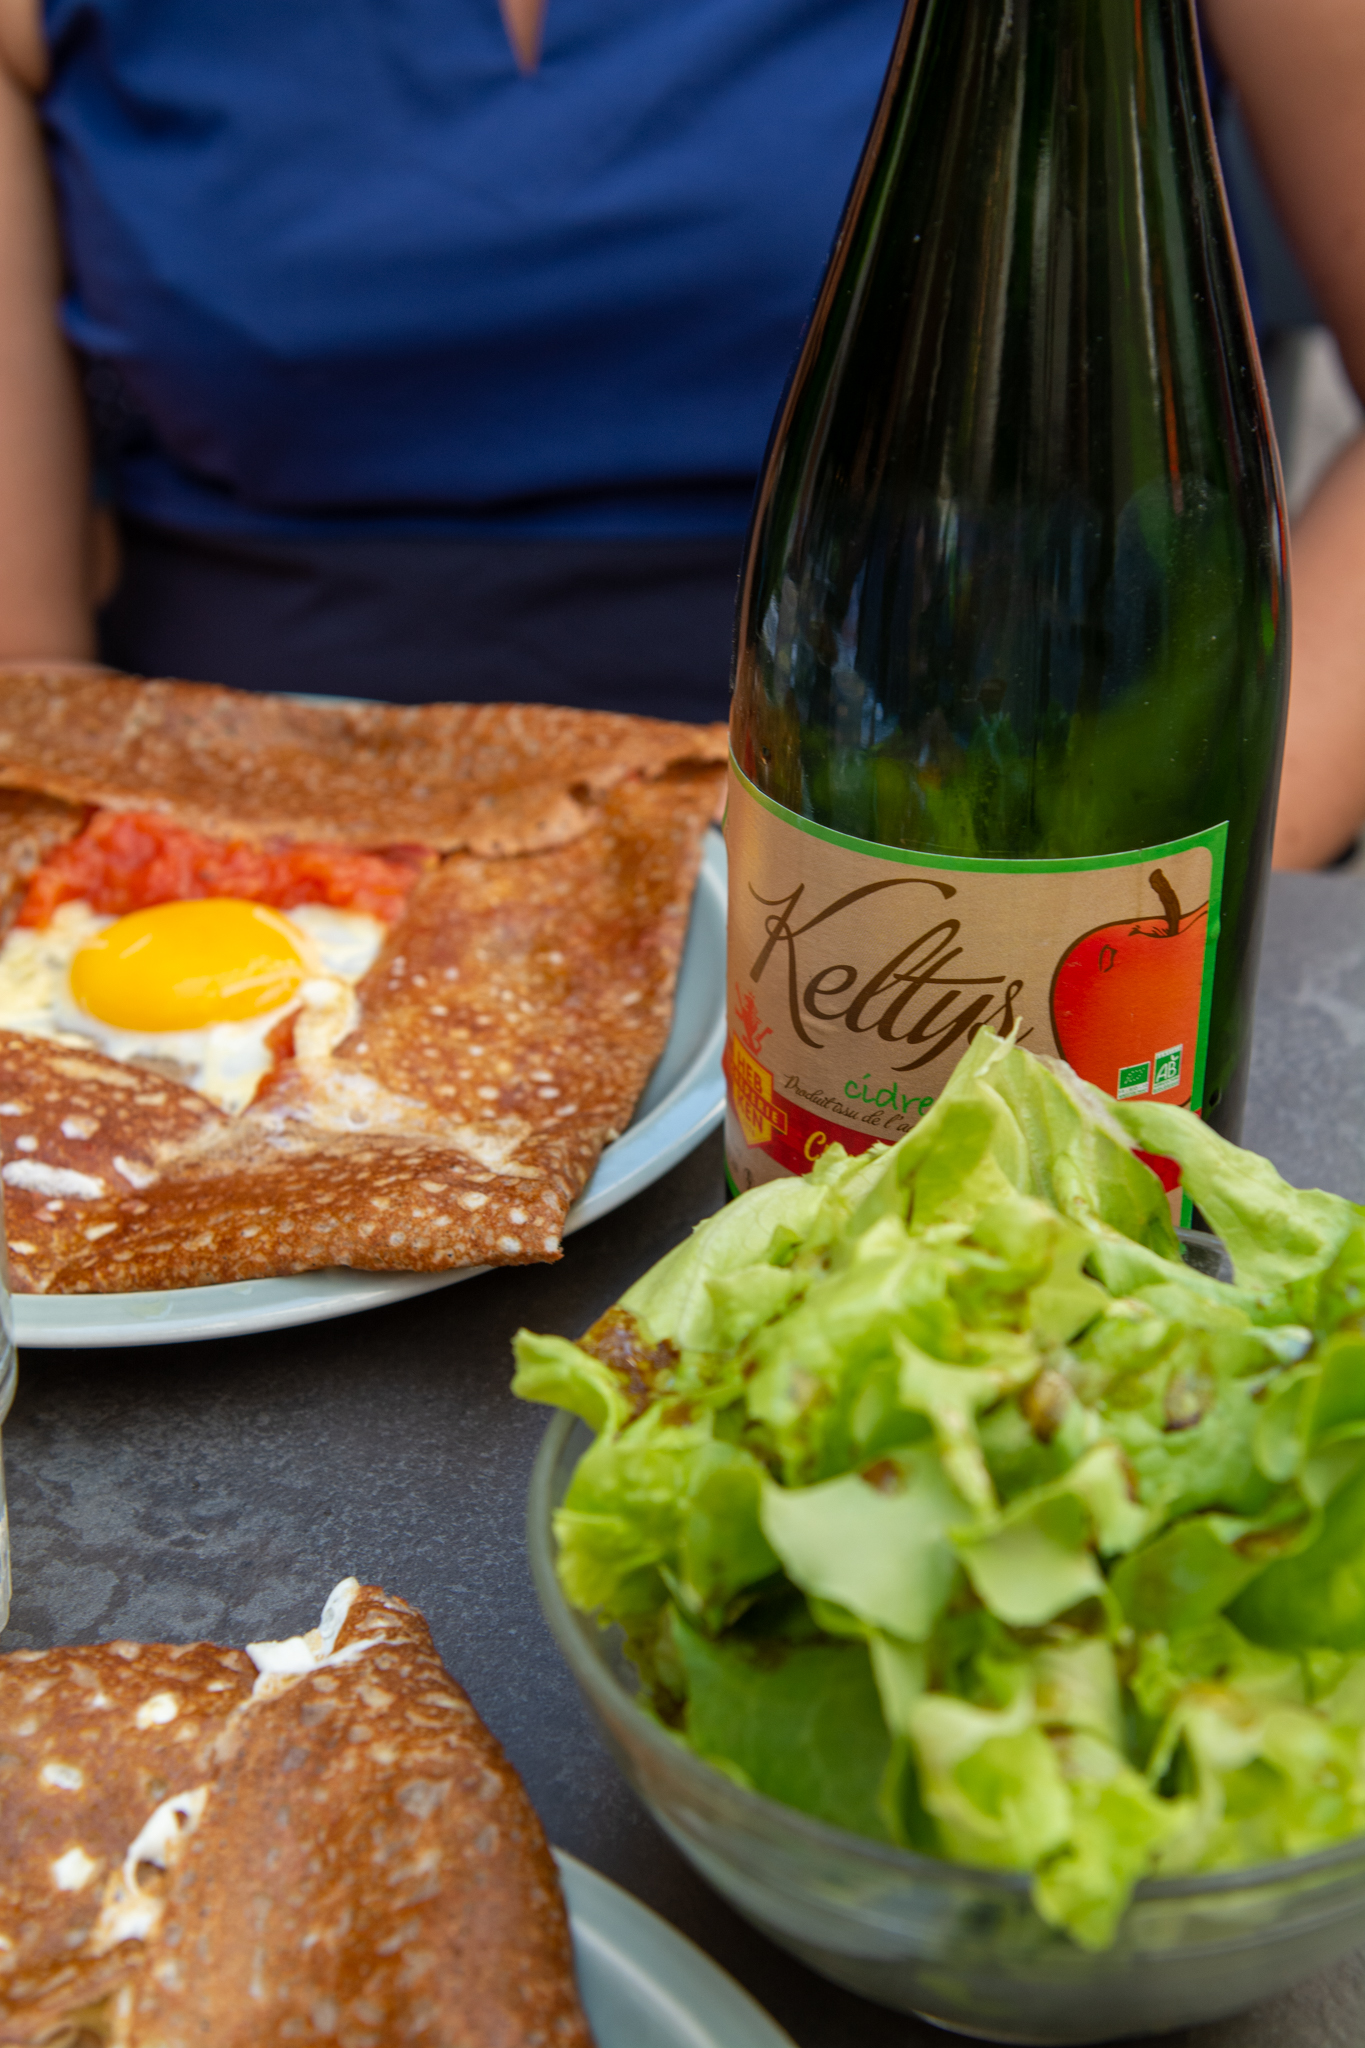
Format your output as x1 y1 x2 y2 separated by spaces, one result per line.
0 0 95 660
1203 0 1365 868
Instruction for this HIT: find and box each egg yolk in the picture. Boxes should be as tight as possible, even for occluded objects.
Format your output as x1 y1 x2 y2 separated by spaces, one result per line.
69 899 310 1032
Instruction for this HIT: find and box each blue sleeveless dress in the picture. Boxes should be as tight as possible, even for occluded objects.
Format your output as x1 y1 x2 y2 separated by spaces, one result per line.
39 0 905 705
39 0 901 708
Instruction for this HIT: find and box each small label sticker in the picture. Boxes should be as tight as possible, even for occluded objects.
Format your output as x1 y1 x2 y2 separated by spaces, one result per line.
1117 1061 1152 1100
1152 1044 1183 1095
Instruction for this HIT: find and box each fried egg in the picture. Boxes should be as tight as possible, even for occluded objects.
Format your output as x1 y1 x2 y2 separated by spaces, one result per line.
0 898 385 1113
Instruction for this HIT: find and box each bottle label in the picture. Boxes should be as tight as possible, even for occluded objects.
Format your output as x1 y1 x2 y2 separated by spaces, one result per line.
725 759 1227 1191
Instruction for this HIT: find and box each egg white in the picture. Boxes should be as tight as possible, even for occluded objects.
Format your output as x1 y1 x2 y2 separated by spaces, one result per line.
0 899 386 1115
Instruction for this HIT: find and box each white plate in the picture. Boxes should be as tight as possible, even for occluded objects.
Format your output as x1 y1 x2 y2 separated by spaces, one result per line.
557 1852 794 2048
12 834 726 1349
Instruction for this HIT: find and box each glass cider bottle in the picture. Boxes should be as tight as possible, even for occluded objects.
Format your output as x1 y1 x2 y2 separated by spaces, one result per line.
726 0 1288 1193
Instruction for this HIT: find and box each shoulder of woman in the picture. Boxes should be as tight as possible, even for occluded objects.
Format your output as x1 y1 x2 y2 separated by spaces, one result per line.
0 0 46 95
1203 0 1365 392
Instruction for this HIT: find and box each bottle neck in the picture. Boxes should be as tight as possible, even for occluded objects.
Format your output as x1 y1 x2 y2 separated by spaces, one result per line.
883 0 1207 122
780 0 1242 524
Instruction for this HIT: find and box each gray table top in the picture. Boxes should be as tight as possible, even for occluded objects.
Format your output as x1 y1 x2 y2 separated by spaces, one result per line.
5 869 1365 2048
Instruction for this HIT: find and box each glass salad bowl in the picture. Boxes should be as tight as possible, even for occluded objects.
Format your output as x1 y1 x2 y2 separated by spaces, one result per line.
529 1410 1365 2045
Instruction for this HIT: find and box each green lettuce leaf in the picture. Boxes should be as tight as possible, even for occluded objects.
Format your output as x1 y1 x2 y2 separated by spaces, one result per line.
759 1448 968 1641
1031 1636 1125 1748
956 1446 1150 1629
1149 1683 1365 1870
671 1608 894 1840
1110 1094 1360 1308
510 1330 634 1436
907 1688 1070 1870
555 1411 776 1625
1231 1459 1365 1652
1032 1736 1187 1951
1112 1513 1290 1635
618 1169 833 1354
983 1042 1179 1254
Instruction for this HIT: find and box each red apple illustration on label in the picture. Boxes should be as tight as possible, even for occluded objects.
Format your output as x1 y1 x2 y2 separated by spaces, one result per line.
1049 869 1208 1109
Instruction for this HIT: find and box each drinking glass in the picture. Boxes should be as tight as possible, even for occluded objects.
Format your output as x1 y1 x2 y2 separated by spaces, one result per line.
0 1206 13 1634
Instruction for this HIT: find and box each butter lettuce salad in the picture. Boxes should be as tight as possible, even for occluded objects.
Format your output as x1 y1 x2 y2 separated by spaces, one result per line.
513 1032 1365 1948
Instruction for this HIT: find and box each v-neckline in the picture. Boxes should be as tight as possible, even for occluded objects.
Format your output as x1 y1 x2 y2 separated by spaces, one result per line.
497 0 548 73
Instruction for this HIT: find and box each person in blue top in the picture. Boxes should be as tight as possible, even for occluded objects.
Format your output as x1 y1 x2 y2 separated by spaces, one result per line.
0 0 903 718
0 0 1361 846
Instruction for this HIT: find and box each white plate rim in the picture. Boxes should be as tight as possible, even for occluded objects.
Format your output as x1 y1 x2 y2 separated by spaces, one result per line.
12 836 725 1348
555 1850 795 2048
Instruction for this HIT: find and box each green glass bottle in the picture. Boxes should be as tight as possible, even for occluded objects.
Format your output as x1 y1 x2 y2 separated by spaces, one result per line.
725 0 1287 1195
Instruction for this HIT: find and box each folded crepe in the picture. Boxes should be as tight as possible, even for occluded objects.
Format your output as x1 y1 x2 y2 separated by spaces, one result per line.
0 1583 594 2047
0 668 726 1293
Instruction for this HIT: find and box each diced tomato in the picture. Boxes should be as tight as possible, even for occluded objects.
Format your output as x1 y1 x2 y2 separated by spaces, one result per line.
17 811 432 928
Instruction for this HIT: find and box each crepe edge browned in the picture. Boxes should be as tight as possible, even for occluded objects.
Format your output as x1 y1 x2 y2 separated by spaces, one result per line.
0 664 728 852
